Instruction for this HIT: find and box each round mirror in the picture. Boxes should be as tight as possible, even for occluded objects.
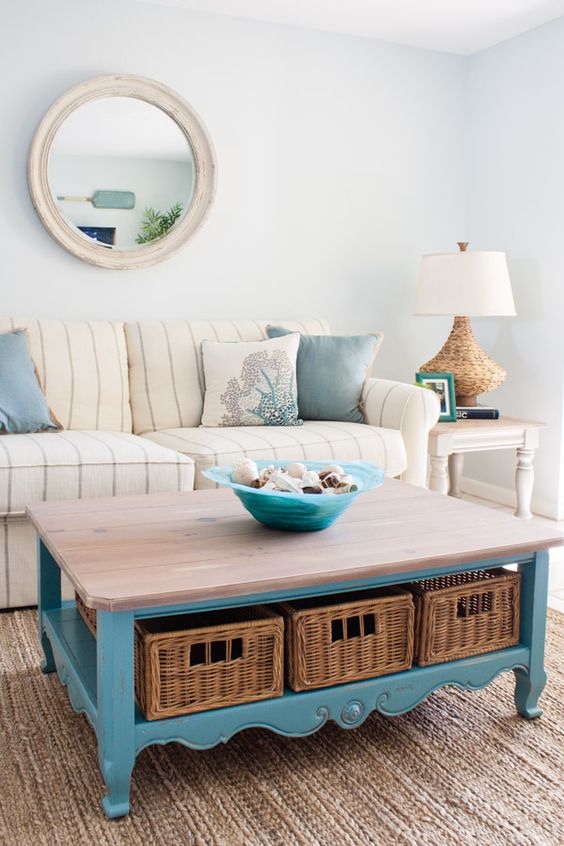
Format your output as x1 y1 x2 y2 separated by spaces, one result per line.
28 75 216 269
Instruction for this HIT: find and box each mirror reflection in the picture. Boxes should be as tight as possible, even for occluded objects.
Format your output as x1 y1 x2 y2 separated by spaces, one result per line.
48 97 195 250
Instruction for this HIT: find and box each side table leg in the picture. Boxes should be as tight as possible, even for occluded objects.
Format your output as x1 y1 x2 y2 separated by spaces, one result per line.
37 540 61 674
97 610 136 818
448 453 464 498
515 447 535 519
429 454 449 495
514 551 549 719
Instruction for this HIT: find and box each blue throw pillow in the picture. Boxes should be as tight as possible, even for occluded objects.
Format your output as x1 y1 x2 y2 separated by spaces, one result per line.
266 326 382 423
0 329 60 434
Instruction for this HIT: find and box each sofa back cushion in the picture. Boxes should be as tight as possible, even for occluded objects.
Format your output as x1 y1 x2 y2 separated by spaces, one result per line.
0 319 131 432
125 319 330 433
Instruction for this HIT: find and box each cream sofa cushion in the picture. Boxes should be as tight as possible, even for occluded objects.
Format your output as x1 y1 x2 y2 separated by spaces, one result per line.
125 318 330 434
0 431 194 519
143 421 406 489
0 318 131 431
0 431 195 608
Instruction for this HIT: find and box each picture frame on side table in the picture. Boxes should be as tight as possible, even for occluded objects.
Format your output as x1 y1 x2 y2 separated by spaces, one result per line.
415 371 457 422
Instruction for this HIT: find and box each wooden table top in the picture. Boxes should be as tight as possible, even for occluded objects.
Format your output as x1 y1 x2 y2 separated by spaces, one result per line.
430 416 545 435
27 479 564 611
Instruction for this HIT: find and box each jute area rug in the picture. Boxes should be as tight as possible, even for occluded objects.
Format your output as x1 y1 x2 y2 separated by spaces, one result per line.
1 609 563 846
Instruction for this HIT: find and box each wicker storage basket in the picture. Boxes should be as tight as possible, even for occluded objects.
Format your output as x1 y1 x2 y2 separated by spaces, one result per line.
406 569 520 667
75 593 284 720
279 587 414 692
134 606 284 720
76 592 97 637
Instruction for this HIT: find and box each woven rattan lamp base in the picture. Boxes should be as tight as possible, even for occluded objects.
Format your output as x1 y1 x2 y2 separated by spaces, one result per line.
419 315 506 406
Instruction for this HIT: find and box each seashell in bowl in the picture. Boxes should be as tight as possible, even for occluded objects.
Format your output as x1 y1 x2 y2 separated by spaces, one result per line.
301 470 321 488
320 472 340 488
259 465 277 483
231 458 259 487
268 471 303 493
319 464 345 477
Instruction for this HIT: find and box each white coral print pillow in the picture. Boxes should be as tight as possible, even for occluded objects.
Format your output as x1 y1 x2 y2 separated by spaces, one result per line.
200 334 302 427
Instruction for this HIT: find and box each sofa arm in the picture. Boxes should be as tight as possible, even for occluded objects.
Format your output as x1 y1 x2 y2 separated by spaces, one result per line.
362 378 441 487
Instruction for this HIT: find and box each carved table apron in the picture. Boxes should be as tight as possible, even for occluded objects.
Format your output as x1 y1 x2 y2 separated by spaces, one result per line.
29 482 562 819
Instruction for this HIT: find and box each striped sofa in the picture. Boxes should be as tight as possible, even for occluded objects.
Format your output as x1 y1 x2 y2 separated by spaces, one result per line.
0 317 440 608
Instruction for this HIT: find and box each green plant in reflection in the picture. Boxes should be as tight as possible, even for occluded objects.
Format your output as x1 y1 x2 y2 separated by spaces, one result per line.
135 202 183 244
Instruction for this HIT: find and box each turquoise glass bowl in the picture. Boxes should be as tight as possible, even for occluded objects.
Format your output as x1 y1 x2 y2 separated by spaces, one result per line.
202 460 385 532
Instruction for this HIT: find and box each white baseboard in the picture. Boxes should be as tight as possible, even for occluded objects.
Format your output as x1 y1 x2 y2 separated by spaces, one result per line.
461 477 563 521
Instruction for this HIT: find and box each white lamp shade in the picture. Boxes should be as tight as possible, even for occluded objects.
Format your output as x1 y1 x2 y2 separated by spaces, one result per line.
415 251 516 316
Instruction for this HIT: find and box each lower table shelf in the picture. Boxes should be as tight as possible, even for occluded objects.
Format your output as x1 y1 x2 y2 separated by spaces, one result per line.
44 603 531 754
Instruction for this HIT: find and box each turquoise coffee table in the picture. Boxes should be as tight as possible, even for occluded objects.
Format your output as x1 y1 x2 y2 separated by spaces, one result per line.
27 479 563 818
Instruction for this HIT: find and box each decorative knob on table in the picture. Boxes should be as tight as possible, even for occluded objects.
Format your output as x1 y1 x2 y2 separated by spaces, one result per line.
341 700 364 726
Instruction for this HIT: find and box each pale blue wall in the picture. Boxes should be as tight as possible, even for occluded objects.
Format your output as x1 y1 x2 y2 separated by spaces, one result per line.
463 17 564 516
0 0 465 390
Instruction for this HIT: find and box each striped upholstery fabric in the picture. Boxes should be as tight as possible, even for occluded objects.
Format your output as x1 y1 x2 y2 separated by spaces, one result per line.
362 378 441 488
0 517 58 609
125 319 330 434
0 431 194 518
142 421 406 490
0 517 76 608
0 431 194 608
0 318 131 432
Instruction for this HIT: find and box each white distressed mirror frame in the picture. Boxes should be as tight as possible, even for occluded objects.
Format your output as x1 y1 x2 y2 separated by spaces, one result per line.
28 74 217 269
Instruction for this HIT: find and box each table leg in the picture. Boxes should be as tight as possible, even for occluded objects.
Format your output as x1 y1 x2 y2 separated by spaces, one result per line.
515 447 535 519
514 551 549 719
97 610 136 819
429 454 449 495
37 540 61 674
448 453 464 498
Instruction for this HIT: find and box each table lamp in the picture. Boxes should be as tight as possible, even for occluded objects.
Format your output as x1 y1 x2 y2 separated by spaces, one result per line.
415 242 516 407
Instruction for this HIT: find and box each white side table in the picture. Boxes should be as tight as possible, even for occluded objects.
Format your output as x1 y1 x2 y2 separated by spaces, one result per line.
428 416 545 519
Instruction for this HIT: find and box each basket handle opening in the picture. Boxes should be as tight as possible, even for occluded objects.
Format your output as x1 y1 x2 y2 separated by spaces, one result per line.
331 613 380 642
456 590 494 619
189 637 244 666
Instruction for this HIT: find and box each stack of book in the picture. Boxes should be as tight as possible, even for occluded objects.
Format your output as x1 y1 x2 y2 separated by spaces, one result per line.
456 405 499 420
